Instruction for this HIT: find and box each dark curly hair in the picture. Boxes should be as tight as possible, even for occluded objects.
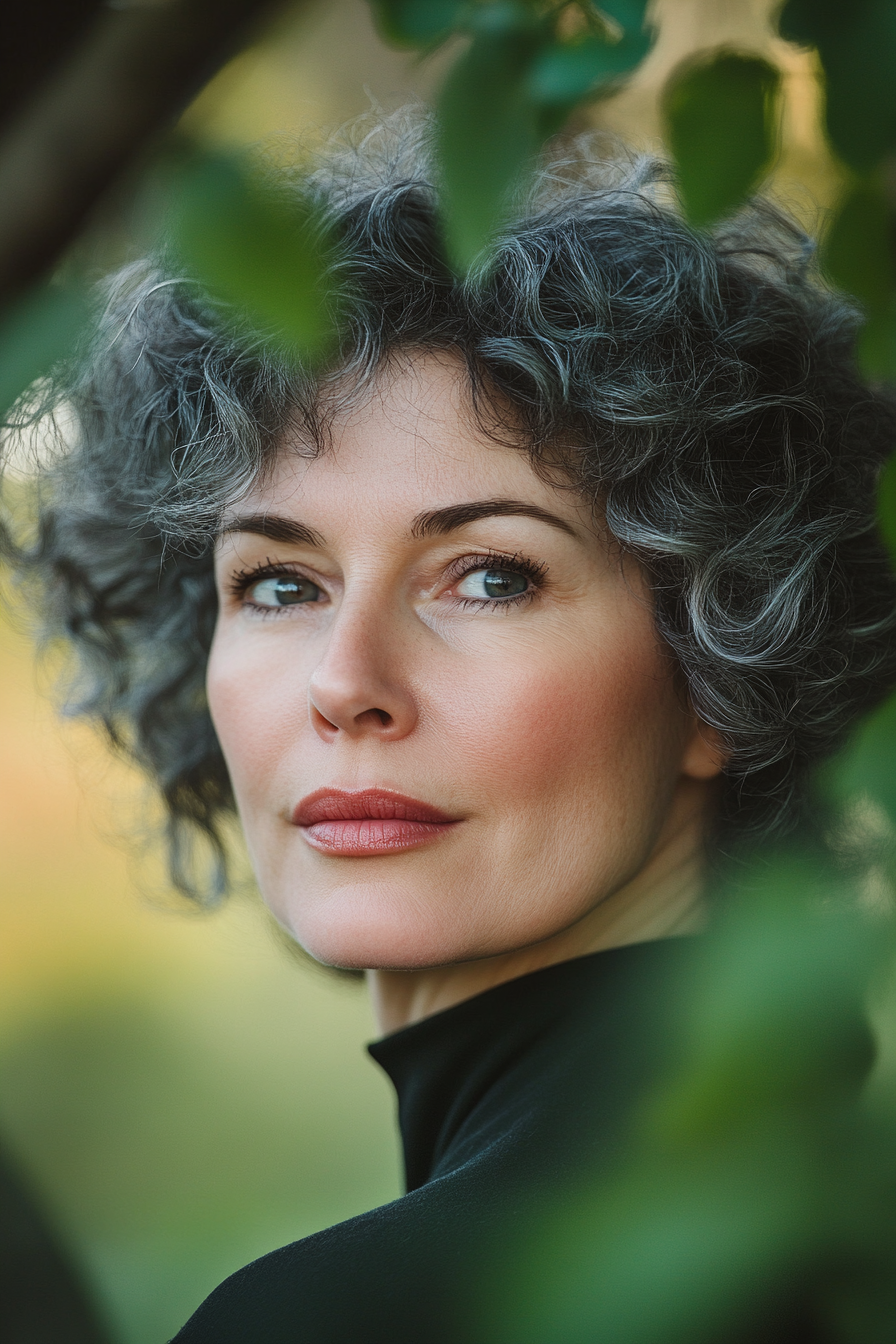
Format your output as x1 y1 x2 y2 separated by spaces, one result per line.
4 111 896 900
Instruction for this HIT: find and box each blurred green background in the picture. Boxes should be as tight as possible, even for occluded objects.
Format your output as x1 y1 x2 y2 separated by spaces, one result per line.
0 2 860 1341
0 613 401 1343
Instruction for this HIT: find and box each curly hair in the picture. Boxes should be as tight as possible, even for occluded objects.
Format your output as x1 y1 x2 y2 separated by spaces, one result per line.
4 111 896 900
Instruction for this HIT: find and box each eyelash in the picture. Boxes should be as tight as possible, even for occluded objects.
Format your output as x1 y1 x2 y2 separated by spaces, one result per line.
226 550 548 614
445 551 547 610
228 558 304 601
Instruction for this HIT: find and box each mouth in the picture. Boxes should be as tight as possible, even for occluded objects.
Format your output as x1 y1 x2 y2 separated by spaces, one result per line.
292 788 461 856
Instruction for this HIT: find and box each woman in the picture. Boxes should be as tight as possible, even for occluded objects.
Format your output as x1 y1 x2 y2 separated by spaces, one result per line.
4 114 896 1341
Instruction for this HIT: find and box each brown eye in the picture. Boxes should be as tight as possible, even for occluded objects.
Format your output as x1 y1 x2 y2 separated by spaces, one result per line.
456 568 529 600
248 576 322 607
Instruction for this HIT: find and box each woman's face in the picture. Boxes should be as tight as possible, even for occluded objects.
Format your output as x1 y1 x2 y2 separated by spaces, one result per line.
208 352 718 970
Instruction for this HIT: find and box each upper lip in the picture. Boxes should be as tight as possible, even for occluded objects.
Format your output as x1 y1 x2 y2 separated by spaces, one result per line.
292 788 457 827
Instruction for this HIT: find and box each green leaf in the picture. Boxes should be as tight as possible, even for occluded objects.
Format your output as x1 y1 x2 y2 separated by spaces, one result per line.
169 153 336 361
489 1139 814 1344
652 859 880 1136
436 5 542 271
780 0 896 172
528 28 650 106
879 452 896 570
528 0 650 106
823 177 896 382
483 851 889 1344
822 690 896 827
0 283 89 418
662 52 780 229
597 0 650 36
433 1 658 268
369 0 468 50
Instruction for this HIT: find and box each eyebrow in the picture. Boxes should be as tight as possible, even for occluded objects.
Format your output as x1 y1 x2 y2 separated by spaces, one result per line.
217 498 580 549
217 513 325 547
411 498 579 540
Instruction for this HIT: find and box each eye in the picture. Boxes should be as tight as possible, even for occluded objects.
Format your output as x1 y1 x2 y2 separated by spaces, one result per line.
455 567 530 601
247 575 322 607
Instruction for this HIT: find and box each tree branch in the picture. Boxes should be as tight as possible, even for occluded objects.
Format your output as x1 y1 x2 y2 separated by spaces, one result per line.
0 0 310 310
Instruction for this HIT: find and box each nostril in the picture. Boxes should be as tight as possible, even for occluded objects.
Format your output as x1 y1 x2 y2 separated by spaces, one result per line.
311 704 339 735
308 687 411 739
355 707 393 729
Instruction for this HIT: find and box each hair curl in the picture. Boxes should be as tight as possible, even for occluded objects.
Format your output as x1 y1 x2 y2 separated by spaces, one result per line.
4 111 896 899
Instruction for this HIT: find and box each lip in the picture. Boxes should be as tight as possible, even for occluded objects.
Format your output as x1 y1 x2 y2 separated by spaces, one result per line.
292 788 461 856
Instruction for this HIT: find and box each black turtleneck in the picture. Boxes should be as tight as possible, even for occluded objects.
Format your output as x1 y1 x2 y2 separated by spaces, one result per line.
171 940 690 1344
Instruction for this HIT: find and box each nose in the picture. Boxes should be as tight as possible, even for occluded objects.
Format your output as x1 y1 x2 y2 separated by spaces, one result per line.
308 596 419 742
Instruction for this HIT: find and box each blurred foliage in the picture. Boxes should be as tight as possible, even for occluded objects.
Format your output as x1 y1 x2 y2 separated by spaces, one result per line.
169 150 338 360
780 0 896 174
823 179 896 383
878 455 896 573
662 52 780 228
487 860 895 1344
374 0 651 269
780 0 896 385
827 732 896 850
0 282 88 419
370 0 467 48
367 6 896 1344
2 1 896 1343
0 0 299 311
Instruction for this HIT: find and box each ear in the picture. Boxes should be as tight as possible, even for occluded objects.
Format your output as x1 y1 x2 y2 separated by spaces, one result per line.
681 719 729 781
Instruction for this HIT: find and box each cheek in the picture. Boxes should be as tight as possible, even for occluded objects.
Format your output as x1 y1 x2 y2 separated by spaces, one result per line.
205 629 307 804
449 626 684 840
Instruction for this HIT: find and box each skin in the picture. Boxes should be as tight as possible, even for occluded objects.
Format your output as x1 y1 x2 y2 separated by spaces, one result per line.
208 351 726 1035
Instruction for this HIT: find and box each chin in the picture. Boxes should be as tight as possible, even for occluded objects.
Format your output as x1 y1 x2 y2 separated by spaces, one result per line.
287 918 464 973
272 887 503 973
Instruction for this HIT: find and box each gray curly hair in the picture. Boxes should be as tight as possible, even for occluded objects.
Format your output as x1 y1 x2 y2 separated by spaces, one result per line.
4 110 896 899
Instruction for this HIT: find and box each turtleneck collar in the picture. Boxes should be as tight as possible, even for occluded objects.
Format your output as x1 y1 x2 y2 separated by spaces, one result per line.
368 939 692 1193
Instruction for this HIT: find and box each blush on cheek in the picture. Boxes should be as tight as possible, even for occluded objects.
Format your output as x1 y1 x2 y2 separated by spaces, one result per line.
459 636 687 911
466 631 678 813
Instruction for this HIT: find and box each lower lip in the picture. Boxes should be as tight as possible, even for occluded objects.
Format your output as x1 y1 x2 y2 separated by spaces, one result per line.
299 818 458 856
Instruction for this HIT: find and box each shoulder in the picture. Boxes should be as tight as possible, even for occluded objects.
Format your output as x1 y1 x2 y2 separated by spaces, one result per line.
169 1178 484 1344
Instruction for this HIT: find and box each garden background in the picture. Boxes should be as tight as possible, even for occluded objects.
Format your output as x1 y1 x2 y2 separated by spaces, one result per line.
1 3 893 1342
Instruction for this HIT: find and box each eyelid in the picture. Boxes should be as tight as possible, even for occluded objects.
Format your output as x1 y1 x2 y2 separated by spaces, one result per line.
226 557 322 600
443 550 548 586
223 550 547 607
439 550 548 615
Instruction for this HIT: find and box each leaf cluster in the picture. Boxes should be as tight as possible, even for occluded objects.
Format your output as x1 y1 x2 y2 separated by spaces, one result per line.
487 861 896 1344
361 11 896 1342
374 1 652 269
1 4 896 1340
780 1 896 387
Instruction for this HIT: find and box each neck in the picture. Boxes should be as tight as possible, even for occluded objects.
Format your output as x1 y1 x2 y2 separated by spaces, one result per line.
368 778 714 1035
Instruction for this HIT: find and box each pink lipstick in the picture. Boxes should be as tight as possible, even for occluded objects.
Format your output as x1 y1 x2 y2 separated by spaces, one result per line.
292 789 460 856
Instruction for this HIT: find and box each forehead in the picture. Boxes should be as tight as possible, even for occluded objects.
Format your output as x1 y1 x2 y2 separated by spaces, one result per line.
238 351 588 527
